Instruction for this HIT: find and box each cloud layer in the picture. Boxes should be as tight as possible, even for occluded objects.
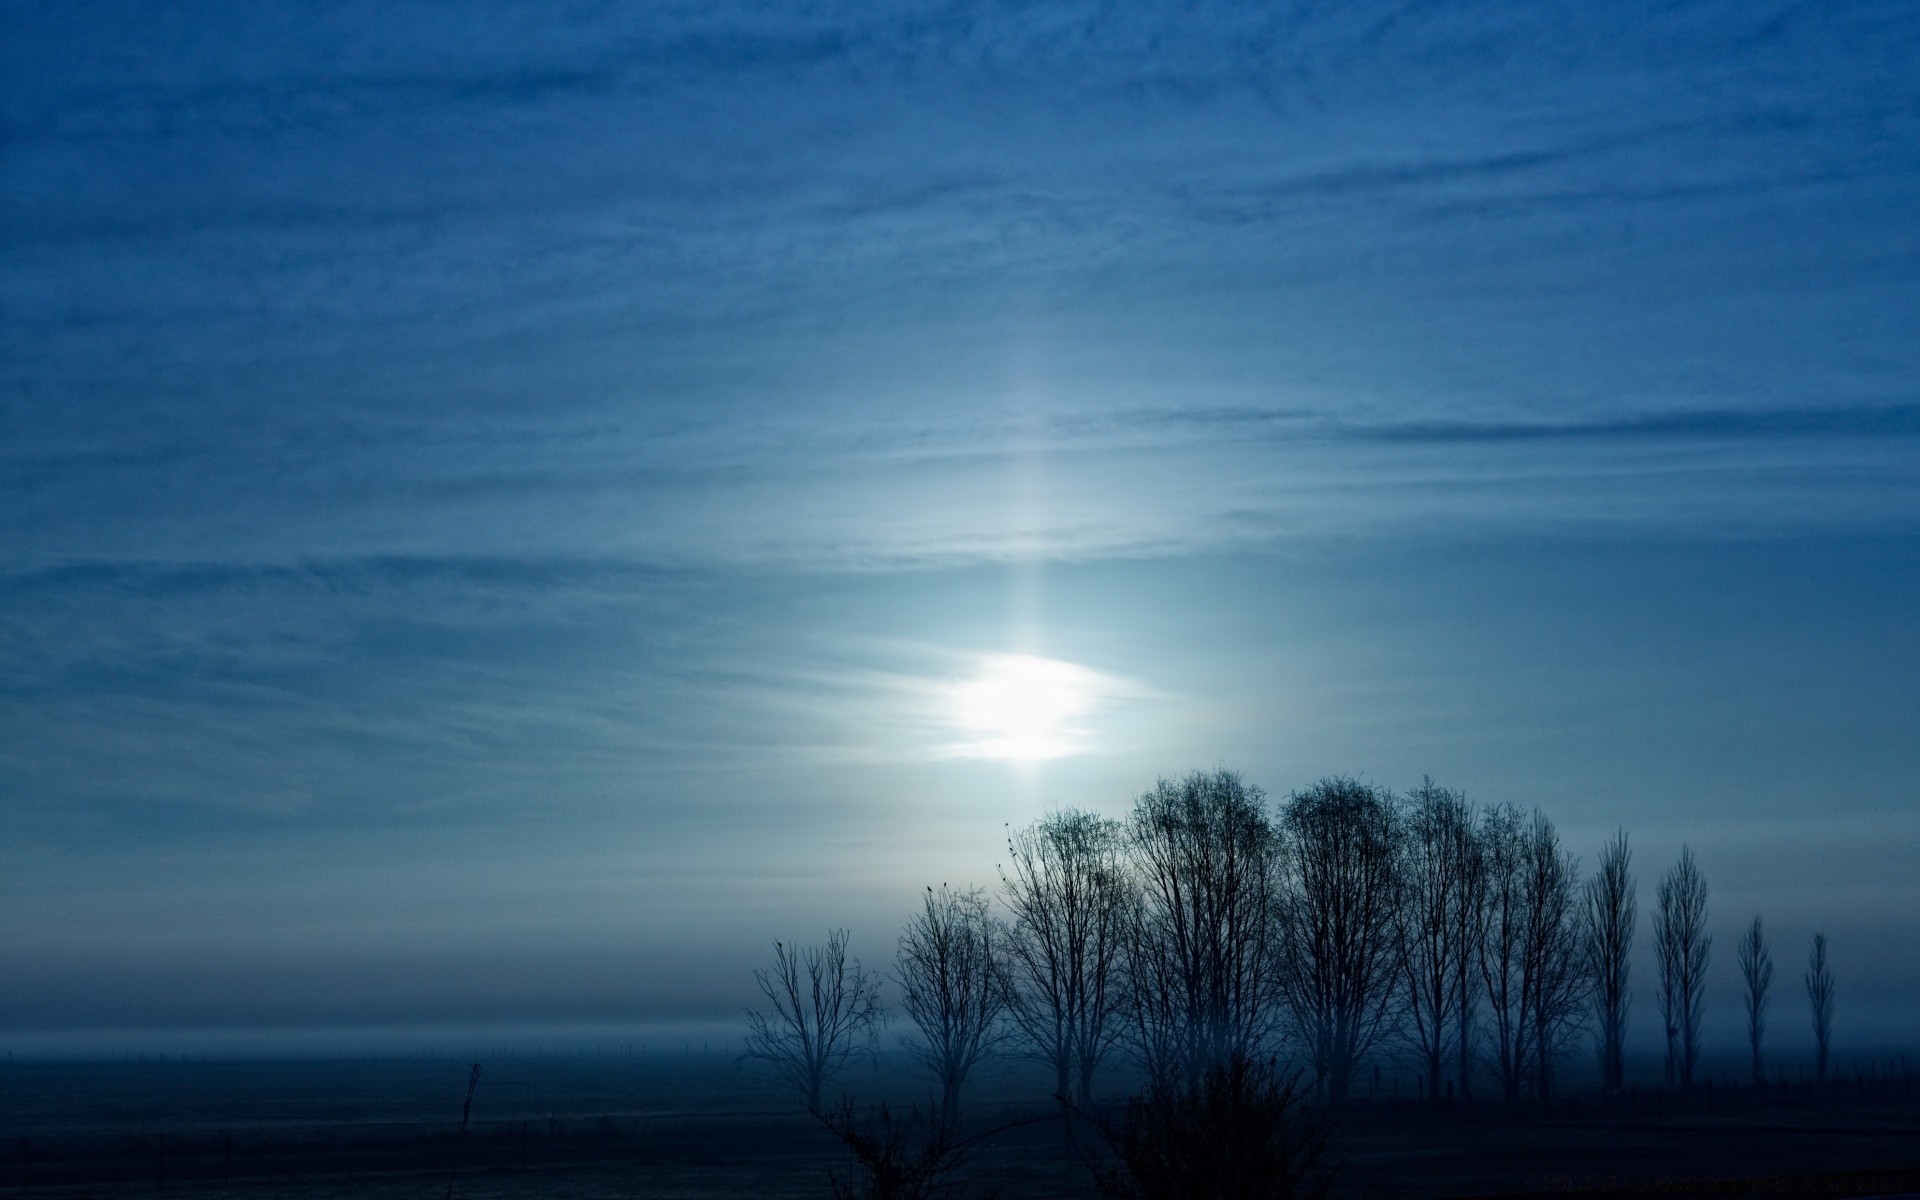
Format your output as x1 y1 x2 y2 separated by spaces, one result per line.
4 1 1918 1036
7 0 1919 571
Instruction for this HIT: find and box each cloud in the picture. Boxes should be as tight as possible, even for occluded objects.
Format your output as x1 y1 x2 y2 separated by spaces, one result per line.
5 395 1916 577
6 0 1920 1038
0 557 792 829
1345 402 1920 445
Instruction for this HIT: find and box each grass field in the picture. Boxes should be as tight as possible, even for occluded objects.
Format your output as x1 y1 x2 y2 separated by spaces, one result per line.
2 1054 1916 1198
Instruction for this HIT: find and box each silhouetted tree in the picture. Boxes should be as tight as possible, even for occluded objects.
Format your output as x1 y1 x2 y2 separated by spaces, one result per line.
1274 775 1413 1105
1477 804 1533 1105
745 929 886 1113
1449 796 1487 1103
818 1098 1007 1200
1653 847 1710 1090
1805 932 1834 1084
1000 809 1131 1107
1583 830 1634 1094
1395 779 1476 1104
1083 1053 1329 1200
1277 777 1403 1105
1477 807 1586 1107
1737 915 1773 1086
1124 770 1284 1088
897 885 1008 1126
1521 812 1585 1107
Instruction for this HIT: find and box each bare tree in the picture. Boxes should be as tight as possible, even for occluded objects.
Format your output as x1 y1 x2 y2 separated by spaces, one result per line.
1393 779 1474 1103
1476 807 1586 1107
1477 804 1532 1105
1583 831 1635 1095
1083 1053 1330 1200
1277 777 1403 1105
1000 809 1132 1107
1737 915 1773 1086
817 1098 1013 1200
1805 932 1834 1084
1124 769 1284 1088
897 884 1009 1125
1653 847 1711 1090
746 929 887 1113
1521 812 1585 1107
1449 799 1486 1103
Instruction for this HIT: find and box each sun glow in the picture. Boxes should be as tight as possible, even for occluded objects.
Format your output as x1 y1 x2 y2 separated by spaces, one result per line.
945 653 1108 761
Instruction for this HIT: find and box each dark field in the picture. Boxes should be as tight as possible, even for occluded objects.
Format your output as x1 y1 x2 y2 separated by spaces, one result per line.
3 1055 1917 1199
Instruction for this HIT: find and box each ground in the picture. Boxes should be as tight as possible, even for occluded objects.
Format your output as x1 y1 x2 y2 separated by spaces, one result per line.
2 1055 1915 1198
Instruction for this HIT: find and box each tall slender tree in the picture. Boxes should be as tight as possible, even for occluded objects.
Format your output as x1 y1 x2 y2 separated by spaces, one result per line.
1583 831 1635 1094
1000 809 1131 1106
1277 777 1404 1105
1395 779 1475 1104
1805 933 1834 1084
1450 801 1486 1103
1476 805 1536 1105
896 884 1009 1126
1522 813 1586 1108
1472 807 1586 1108
1653 847 1711 1091
1737 915 1773 1086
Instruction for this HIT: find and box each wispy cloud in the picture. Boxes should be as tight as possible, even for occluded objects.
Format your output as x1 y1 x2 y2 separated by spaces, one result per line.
5 0 1920 1030
1345 402 1920 444
6 399 1915 573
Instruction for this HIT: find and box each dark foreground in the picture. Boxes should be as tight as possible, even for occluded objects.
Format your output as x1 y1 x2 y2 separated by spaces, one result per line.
2 1057 1916 1198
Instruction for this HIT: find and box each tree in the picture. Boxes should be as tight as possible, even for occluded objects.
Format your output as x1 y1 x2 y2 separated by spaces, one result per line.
1476 807 1586 1108
1277 777 1403 1105
817 1098 1008 1200
1805 933 1834 1084
1000 809 1131 1107
1448 798 1486 1103
1653 847 1711 1090
1394 779 1474 1104
1583 831 1635 1094
896 884 1008 1125
745 929 886 1113
1477 804 1533 1105
1737 915 1773 1086
1521 812 1585 1107
1124 769 1284 1088
1084 1053 1329 1200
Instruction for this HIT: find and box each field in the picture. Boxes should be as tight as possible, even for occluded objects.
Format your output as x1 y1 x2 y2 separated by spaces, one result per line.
2 1054 1916 1198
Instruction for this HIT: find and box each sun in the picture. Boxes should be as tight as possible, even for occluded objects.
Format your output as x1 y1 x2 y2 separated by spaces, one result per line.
945 653 1105 761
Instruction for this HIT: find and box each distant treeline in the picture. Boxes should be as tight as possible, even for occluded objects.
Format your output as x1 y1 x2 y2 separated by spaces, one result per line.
745 769 1837 1121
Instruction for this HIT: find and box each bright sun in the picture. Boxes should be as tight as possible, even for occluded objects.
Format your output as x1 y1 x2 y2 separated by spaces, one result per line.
946 653 1106 761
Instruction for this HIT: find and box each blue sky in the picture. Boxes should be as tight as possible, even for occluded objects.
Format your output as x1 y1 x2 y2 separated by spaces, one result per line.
2 1 1917 1049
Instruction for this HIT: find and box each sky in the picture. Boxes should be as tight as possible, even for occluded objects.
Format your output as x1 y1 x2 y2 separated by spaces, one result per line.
2 1 1917 1055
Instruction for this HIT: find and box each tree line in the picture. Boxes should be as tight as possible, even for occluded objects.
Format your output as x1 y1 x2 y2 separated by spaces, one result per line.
745 769 1840 1125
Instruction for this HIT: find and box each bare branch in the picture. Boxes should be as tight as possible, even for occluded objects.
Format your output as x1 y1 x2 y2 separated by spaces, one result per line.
1000 810 1131 1107
896 884 1009 1126
744 929 886 1114
1124 769 1285 1088
1277 777 1403 1105
1521 812 1585 1108
1395 779 1474 1103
